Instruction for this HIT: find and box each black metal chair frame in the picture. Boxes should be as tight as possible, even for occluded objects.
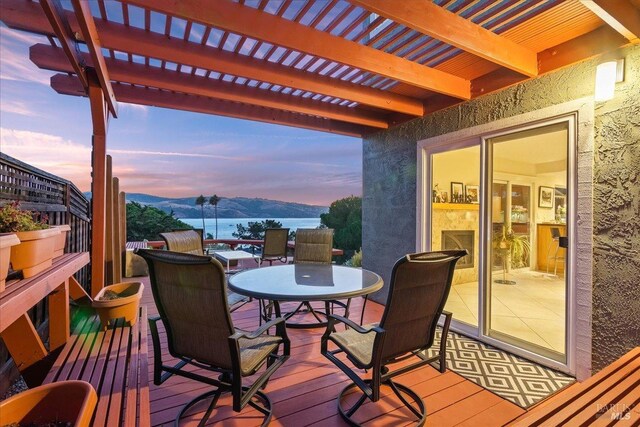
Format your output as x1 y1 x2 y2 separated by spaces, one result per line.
321 250 466 426
138 249 290 426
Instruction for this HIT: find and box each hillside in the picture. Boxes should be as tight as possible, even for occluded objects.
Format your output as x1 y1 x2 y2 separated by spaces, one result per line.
121 193 328 218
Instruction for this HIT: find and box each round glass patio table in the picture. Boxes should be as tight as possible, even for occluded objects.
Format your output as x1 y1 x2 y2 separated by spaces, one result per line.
228 264 383 328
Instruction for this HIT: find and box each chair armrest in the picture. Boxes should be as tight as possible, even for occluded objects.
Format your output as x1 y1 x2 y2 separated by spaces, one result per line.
230 316 287 341
326 314 383 335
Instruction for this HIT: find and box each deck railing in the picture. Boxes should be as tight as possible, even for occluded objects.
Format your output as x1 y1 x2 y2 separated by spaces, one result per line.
0 152 91 392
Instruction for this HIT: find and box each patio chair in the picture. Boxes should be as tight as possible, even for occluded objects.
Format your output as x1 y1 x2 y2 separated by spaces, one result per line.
160 229 204 255
257 228 290 266
160 229 246 310
321 250 467 426
267 228 336 327
136 249 290 426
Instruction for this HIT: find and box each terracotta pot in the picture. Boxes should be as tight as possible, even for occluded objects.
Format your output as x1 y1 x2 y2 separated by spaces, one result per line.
0 233 20 292
93 281 144 329
11 227 60 278
52 224 71 257
0 380 97 427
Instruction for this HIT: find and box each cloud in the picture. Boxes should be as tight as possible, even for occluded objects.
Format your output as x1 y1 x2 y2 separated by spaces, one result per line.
0 128 92 188
0 100 38 117
0 27 52 85
119 102 149 116
108 148 250 161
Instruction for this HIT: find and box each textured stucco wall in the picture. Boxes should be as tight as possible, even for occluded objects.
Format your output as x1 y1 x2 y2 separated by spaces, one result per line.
362 44 640 372
592 47 640 371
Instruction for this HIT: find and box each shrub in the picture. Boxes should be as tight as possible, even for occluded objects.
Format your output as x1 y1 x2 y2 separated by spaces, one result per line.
0 201 49 233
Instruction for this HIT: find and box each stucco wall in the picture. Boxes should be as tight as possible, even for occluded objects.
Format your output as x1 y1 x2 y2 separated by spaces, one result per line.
362 44 640 372
592 47 640 371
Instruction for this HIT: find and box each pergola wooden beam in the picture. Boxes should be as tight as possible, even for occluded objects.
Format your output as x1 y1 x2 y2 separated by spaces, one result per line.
71 0 118 117
51 74 370 137
31 44 389 129
38 0 87 89
581 0 640 44
350 0 538 77
1 0 424 116
127 0 471 99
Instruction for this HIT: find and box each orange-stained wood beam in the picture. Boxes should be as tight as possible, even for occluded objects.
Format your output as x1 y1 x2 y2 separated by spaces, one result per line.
0 314 48 372
580 0 640 44
127 0 471 99
51 74 370 137
30 44 390 128
88 70 108 297
1 0 423 116
350 0 538 77
48 280 70 351
71 0 118 116
38 0 88 89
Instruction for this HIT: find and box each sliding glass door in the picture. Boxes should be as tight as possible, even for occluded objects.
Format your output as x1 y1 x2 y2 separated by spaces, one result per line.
486 122 569 362
423 117 573 370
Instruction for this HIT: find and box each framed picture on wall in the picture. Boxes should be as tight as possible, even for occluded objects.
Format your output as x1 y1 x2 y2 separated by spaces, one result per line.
466 185 479 203
539 186 554 208
451 182 464 203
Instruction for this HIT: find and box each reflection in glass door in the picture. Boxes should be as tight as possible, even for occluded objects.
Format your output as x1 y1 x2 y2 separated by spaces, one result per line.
487 122 569 362
430 145 480 328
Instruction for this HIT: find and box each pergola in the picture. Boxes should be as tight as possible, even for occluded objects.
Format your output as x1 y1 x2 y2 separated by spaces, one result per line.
1 0 638 295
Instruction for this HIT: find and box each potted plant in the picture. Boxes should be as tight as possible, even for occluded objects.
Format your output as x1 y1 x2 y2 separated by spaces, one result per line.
492 225 531 284
52 223 72 257
92 281 144 329
0 202 60 279
0 233 20 292
0 380 97 427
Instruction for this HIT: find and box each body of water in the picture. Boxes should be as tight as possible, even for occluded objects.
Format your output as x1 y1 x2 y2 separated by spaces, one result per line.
180 218 321 239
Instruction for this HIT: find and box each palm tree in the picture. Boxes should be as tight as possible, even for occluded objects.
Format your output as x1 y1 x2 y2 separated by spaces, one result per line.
195 194 206 237
209 194 221 239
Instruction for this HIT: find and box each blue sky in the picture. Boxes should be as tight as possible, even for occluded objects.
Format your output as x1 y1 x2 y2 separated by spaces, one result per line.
0 24 362 206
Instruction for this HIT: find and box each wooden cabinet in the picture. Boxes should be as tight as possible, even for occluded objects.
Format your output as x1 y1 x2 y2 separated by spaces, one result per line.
536 224 566 274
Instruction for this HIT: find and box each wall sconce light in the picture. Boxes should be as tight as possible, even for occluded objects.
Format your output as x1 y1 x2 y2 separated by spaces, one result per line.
594 58 624 101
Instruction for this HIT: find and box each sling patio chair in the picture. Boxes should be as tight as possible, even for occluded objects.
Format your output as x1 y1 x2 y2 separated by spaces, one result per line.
261 228 340 327
321 250 467 426
160 229 247 310
136 249 290 426
257 228 290 266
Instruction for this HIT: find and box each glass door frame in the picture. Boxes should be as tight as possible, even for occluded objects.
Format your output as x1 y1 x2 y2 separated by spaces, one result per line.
417 113 578 376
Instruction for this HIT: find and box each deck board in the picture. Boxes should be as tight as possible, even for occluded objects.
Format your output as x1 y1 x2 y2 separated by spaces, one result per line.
133 275 526 426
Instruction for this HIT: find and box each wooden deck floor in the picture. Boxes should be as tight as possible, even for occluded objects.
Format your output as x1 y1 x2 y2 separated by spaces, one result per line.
134 273 526 426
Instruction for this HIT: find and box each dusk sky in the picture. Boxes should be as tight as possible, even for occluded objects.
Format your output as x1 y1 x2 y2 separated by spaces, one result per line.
0 24 362 206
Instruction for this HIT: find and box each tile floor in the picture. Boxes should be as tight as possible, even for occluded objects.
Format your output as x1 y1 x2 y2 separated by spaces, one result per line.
445 269 566 354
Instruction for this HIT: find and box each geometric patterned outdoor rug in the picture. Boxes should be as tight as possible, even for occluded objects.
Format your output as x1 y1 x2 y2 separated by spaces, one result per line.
423 328 575 408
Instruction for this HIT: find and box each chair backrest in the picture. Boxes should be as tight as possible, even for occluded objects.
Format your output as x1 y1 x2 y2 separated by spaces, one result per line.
160 230 204 255
378 250 467 363
293 228 333 264
262 228 289 259
136 249 236 369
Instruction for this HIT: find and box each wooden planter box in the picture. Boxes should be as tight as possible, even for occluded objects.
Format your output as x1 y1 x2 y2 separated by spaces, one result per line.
52 224 71 258
93 281 144 329
0 380 97 427
0 233 20 292
11 228 60 278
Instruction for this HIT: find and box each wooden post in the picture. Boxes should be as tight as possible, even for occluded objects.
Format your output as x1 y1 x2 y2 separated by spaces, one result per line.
89 70 108 297
120 191 127 278
113 177 122 282
105 155 114 285
0 314 48 372
48 279 70 351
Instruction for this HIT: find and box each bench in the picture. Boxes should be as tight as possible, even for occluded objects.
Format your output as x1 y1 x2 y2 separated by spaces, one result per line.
44 306 150 427
512 347 640 426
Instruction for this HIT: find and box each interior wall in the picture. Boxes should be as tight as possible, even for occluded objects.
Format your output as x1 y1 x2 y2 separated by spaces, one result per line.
362 43 640 373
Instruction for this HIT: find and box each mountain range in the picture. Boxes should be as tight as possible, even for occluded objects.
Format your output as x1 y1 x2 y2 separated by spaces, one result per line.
120 193 328 219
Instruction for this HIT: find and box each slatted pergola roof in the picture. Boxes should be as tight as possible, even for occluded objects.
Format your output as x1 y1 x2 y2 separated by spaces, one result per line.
2 0 639 137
